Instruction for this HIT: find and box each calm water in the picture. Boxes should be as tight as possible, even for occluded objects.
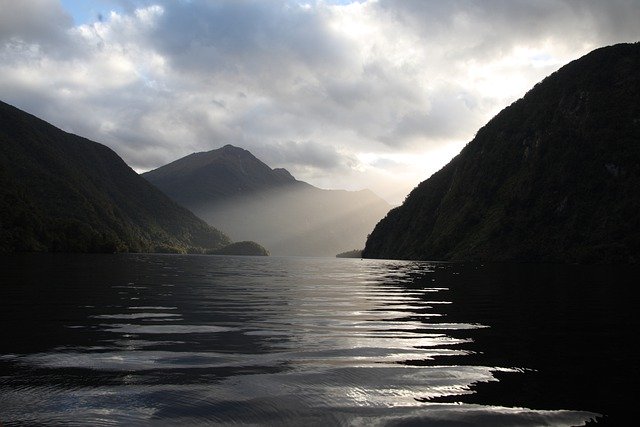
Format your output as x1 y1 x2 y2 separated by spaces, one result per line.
0 254 638 426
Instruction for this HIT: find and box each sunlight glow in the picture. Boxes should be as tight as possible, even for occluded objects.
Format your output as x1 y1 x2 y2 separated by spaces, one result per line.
463 45 566 103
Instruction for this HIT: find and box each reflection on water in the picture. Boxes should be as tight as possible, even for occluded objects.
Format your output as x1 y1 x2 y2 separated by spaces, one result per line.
1 254 635 425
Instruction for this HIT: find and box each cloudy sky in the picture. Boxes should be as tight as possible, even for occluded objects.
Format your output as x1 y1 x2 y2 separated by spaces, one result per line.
1 0 639 204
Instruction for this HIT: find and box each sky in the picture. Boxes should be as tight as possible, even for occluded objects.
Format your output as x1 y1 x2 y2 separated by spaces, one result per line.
1 1 639 204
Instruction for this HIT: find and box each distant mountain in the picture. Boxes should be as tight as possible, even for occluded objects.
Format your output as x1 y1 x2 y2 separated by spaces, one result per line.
0 100 231 254
143 145 391 256
363 42 640 264
143 144 307 204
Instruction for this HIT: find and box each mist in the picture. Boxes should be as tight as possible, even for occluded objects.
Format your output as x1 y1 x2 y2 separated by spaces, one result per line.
190 184 391 257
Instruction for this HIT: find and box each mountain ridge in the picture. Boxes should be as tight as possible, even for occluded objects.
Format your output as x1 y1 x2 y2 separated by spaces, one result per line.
0 99 234 254
363 42 640 264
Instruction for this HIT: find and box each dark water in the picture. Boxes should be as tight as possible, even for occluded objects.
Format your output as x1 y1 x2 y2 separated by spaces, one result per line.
0 254 638 426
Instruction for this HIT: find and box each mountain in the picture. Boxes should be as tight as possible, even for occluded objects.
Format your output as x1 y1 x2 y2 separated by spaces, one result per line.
142 144 307 204
363 42 640 264
0 99 232 254
143 145 391 256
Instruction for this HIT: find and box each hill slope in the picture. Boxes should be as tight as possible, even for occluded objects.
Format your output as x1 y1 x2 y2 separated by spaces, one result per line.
363 42 640 264
0 100 231 253
143 145 391 257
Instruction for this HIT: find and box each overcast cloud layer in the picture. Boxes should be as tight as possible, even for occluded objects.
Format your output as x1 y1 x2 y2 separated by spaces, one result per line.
1 0 639 203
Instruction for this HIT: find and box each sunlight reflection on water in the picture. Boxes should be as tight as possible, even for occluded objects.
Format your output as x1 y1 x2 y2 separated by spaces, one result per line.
0 254 603 425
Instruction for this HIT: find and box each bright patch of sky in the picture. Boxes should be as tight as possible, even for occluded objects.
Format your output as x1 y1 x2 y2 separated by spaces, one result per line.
59 0 122 24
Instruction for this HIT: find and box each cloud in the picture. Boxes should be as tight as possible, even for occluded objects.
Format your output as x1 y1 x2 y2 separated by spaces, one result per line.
259 139 357 171
149 1 348 76
1 0 640 204
376 0 640 59
0 0 73 47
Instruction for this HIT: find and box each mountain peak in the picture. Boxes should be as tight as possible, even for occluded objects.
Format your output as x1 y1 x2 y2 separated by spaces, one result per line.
187 144 253 163
272 167 296 181
219 144 249 155
143 144 303 202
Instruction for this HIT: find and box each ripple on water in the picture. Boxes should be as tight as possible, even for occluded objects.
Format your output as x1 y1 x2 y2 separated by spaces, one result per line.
0 255 606 425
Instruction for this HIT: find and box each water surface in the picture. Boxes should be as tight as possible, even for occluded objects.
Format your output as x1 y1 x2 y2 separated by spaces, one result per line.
0 254 637 425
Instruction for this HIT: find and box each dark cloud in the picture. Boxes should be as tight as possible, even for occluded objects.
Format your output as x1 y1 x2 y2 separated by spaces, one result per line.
147 0 349 82
254 140 355 171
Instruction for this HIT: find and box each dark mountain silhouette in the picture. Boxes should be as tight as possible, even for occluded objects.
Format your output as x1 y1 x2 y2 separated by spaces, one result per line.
143 145 391 256
142 144 307 203
0 100 232 254
363 42 640 264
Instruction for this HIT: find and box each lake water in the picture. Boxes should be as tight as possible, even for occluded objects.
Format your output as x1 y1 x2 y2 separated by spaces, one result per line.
0 254 638 426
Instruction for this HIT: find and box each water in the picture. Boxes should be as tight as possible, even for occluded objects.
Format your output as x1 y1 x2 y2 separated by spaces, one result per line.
0 254 638 425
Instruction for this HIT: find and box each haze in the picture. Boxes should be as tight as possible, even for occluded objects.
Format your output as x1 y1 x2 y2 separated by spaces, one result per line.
2 0 640 204
142 145 392 256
